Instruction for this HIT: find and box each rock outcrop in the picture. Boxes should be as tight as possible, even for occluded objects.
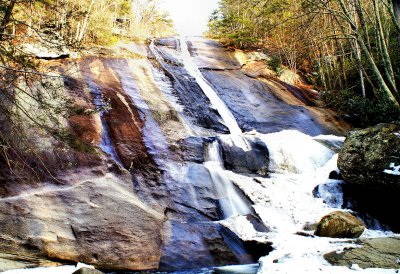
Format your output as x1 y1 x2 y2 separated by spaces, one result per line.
0 170 165 271
314 211 365 238
324 237 400 269
338 123 400 188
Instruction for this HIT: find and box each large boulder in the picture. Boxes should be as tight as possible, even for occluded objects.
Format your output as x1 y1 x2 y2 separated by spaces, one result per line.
314 211 365 238
324 237 400 269
218 135 269 175
338 123 400 188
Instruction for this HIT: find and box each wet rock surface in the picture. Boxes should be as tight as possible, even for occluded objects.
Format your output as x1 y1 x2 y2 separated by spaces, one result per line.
219 135 269 175
324 237 400 269
338 123 400 188
151 40 229 134
201 69 327 135
188 38 241 70
159 221 249 271
188 37 347 136
315 211 365 238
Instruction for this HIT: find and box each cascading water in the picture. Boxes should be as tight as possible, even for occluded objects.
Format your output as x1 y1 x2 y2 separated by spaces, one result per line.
179 36 251 220
178 36 242 135
204 141 252 218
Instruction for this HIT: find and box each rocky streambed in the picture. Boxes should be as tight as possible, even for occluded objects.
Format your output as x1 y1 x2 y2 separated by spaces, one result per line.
0 37 399 274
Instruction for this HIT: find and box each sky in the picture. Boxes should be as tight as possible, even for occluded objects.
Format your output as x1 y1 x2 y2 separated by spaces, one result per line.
160 0 220 36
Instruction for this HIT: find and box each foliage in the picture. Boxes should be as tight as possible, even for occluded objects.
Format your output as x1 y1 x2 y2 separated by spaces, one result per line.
268 55 284 76
208 0 400 118
0 0 173 178
321 89 400 127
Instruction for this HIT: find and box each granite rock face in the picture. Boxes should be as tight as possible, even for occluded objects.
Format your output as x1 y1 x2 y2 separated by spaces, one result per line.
0 171 165 271
73 267 104 274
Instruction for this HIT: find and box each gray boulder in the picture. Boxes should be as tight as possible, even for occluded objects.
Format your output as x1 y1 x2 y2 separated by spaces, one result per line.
315 211 365 238
218 135 269 175
325 237 400 269
338 123 400 188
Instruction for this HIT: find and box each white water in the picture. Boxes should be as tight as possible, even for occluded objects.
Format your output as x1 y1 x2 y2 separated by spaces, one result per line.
219 131 399 274
178 36 251 219
204 141 251 219
179 36 242 135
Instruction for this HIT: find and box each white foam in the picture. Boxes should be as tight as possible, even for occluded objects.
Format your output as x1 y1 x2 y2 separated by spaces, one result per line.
255 130 335 174
223 130 398 274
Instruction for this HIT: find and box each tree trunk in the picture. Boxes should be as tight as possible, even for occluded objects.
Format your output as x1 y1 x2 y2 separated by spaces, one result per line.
373 0 397 94
0 0 16 40
357 35 400 109
355 0 370 51
77 0 96 43
353 0 366 97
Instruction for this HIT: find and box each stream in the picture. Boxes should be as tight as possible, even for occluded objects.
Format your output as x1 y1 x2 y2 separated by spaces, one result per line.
4 37 398 274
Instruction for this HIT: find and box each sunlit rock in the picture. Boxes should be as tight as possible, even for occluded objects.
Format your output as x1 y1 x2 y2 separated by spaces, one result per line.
324 237 400 269
315 211 365 238
0 172 164 270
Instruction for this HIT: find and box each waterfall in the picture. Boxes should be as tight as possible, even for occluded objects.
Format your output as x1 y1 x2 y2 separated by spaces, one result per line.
178 36 242 135
204 140 251 219
178 36 250 219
